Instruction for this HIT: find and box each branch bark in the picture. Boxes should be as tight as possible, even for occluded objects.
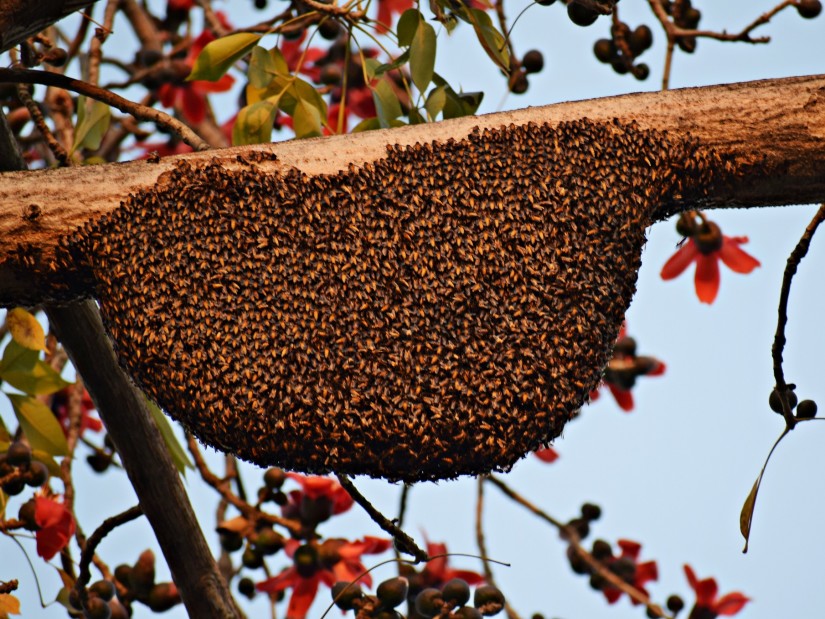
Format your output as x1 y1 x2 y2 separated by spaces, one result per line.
0 0 101 52
1 73 824 302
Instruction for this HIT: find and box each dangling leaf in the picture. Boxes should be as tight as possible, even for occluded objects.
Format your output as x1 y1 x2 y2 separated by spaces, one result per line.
292 99 323 139
6 308 45 351
7 393 68 457
0 593 20 615
0 340 38 375
740 475 760 553
233 101 277 146
189 32 262 82
397 9 422 47
372 79 403 128
2 360 70 395
425 85 447 119
410 21 437 93
248 46 289 88
462 8 510 72
72 97 111 153
145 398 193 474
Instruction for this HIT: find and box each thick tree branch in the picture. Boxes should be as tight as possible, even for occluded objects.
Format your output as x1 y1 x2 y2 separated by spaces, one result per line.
0 0 101 52
1 74 824 302
46 302 243 618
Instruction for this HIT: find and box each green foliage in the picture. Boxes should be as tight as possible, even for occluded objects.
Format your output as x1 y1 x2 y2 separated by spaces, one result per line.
188 32 263 82
7 393 68 458
72 97 111 153
145 398 193 475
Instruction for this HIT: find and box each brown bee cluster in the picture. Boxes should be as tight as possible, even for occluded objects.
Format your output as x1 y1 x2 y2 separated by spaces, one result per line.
55 119 731 482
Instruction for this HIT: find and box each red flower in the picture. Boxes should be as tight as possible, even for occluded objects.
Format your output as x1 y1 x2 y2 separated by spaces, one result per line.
257 536 392 619
534 447 559 463
34 496 76 560
660 215 760 305
157 29 235 124
684 565 749 617
591 325 665 412
51 387 103 437
283 473 354 521
602 539 658 605
421 539 485 588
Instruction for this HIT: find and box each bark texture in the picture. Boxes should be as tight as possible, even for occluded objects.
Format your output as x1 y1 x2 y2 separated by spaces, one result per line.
0 0 100 52
1 73 824 302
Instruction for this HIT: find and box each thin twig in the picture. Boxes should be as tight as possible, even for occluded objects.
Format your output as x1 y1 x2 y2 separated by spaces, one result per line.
186 434 302 536
772 203 825 428
485 475 672 619
0 68 209 151
476 477 521 619
336 474 428 562
75 505 143 592
86 0 119 89
15 82 70 165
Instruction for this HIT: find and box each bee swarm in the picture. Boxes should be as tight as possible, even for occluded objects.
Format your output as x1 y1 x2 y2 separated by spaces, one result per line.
51 119 733 481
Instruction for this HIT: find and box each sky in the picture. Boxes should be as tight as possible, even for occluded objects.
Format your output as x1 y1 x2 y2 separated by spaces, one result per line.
2 2 825 618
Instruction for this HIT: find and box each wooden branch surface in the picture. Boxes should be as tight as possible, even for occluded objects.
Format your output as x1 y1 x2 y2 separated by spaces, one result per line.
1 74 824 301
0 0 100 52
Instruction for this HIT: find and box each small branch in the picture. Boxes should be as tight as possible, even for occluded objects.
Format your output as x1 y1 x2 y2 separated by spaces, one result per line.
336 474 428 562
15 82 70 165
0 68 208 151
186 434 302 537
771 202 825 427
85 0 118 89
476 477 521 619
75 505 143 593
485 475 672 619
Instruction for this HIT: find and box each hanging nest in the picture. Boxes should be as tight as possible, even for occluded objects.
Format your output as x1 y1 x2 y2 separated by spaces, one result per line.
53 119 732 482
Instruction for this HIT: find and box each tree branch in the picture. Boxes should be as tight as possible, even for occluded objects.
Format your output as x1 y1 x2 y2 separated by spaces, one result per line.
0 0 101 52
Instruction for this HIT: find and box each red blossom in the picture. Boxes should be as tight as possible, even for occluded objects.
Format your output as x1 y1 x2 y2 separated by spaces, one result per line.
590 325 665 412
157 29 235 124
34 495 75 560
660 215 760 304
257 537 391 619
284 472 354 516
533 447 559 463
421 539 485 588
684 564 750 617
51 387 103 437
602 539 658 605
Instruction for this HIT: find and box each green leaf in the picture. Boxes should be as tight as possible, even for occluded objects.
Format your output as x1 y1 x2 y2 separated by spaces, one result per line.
188 32 262 82
465 8 510 72
408 107 426 125
145 398 192 474
248 46 289 89
397 9 422 47
432 74 483 119
7 393 68 457
72 97 111 153
352 117 382 132
292 99 323 139
372 79 402 128
410 21 436 94
233 101 277 146
2 360 70 396
369 50 410 80
0 340 39 377
6 308 45 351
740 476 760 553
425 85 447 119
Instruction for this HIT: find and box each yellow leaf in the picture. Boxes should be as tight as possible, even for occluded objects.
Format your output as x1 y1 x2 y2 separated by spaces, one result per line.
6 308 45 351
0 593 21 615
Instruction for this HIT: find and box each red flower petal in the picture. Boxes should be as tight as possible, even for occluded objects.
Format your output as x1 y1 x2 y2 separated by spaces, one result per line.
715 592 750 616
694 253 720 304
193 73 235 94
443 568 485 585
719 237 760 274
534 447 559 463
285 573 320 619
257 567 298 593
617 539 642 560
660 240 698 280
34 496 75 560
607 383 634 412
181 87 207 124
602 587 623 604
636 560 659 587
